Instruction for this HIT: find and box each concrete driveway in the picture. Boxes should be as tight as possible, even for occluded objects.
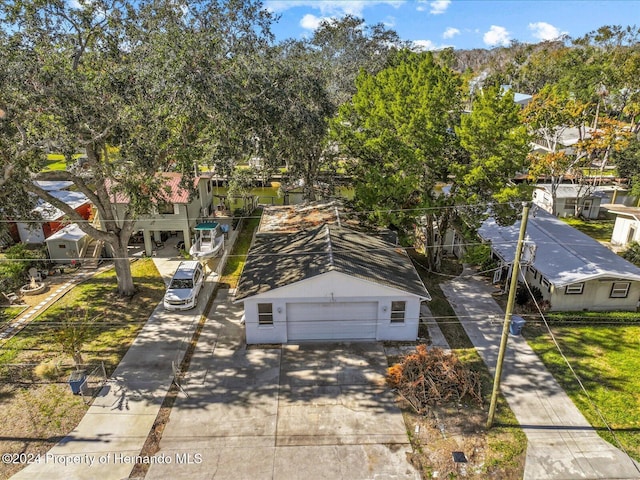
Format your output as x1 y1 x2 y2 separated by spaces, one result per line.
147 289 418 480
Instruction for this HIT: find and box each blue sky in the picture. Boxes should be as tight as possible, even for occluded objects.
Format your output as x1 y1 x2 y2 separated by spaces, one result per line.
265 1 640 49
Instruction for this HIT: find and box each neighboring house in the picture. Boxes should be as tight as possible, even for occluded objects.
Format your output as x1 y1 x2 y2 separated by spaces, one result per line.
107 172 214 256
531 126 595 156
479 209 640 311
605 205 640 247
235 222 430 344
532 184 607 219
16 183 92 244
501 85 533 107
45 223 89 264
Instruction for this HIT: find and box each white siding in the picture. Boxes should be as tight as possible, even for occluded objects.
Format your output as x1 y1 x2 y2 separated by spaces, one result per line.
17 222 45 244
242 271 423 344
611 216 640 246
550 280 640 311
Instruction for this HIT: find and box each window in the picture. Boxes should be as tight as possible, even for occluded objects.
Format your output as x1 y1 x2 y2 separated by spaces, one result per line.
541 277 550 292
58 244 67 249
565 283 584 295
565 198 577 209
258 303 273 325
158 202 174 215
610 282 630 298
390 301 406 323
528 266 537 279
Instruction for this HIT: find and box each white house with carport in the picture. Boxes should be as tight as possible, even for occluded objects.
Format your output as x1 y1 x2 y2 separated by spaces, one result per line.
604 205 640 248
106 172 215 256
235 224 431 344
479 209 640 311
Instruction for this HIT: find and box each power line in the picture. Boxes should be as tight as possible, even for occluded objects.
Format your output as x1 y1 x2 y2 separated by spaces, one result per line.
0 200 532 224
521 275 640 475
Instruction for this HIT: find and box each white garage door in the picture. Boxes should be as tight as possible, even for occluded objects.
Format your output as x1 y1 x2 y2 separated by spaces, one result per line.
286 302 378 341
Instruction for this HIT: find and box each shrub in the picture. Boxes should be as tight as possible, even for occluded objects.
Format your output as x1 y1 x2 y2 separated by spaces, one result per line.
34 360 59 381
462 244 498 276
621 241 640 267
515 284 543 306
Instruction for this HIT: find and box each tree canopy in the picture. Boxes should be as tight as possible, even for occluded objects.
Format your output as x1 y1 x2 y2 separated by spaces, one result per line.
331 52 529 270
0 0 275 295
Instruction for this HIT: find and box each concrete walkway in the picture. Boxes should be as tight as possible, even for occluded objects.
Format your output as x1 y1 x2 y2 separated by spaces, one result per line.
441 273 640 480
12 273 215 480
11 227 239 480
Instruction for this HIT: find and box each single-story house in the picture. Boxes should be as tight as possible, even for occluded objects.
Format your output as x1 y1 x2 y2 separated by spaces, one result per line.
501 85 533 107
16 187 92 244
531 126 596 156
532 184 607 219
604 205 640 248
107 172 215 256
45 223 89 264
479 209 640 311
235 223 431 344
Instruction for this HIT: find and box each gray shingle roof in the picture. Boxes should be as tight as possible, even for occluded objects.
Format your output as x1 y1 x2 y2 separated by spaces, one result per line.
235 225 430 301
479 209 640 287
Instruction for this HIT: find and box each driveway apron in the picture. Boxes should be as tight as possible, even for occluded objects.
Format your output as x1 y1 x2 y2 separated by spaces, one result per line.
147 289 419 480
441 274 640 480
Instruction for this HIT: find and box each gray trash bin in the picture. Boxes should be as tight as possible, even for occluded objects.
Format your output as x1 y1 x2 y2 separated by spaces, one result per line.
509 316 526 336
68 370 86 395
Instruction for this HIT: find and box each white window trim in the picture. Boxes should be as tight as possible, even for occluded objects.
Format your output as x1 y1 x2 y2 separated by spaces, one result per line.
565 283 584 295
257 303 274 326
390 301 406 324
610 282 630 298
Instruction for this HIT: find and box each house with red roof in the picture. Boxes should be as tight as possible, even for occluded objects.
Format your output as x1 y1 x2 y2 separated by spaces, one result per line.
107 172 215 256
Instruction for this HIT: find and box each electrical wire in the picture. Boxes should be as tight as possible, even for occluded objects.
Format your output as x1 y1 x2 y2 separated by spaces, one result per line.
521 275 640 475
0 200 523 223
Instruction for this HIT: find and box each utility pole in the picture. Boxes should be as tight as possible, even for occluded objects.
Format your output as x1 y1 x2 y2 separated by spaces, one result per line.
486 202 531 429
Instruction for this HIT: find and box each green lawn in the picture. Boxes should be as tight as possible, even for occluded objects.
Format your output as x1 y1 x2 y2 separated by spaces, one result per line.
0 259 165 373
560 217 615 242
525 323 640 460
220 208 263 288
0 306 28 326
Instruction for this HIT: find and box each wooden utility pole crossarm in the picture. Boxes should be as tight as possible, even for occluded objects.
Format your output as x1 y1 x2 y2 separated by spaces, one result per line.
486 202 531 429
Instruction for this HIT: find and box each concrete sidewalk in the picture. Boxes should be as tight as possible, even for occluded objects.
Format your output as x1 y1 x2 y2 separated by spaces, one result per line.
12 273 215 480
441 273 640 480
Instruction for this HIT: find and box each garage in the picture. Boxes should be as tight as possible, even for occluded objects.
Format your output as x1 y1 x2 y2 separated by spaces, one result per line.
235 222 431 344
286 302 378 341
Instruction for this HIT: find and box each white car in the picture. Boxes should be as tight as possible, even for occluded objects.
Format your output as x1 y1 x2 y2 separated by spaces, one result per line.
163 261 204 311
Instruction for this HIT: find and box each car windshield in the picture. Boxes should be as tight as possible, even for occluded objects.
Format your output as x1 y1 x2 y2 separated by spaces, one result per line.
169 278 193 289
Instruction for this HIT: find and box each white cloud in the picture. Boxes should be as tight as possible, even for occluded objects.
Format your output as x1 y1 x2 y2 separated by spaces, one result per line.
429 0 451 14
443 27 460 39
529 21 566 41
483 25 511 47
417 0 451 14
300 14 330 31
412 39 451 51
384 16 397 28
266 1 404 17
